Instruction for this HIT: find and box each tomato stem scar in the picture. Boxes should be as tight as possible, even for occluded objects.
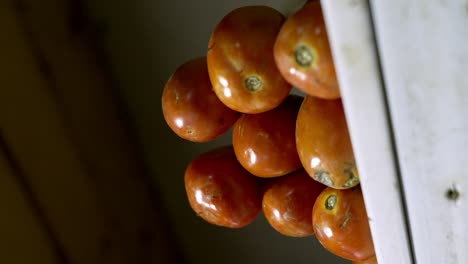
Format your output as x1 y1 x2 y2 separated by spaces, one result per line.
294 45 314 67
244 76 262 92
315 170 334 187
342 163 359 188
325 194 337 210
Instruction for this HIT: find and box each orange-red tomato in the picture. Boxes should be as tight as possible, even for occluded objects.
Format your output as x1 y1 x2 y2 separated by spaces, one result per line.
296 96 359 189
262 169 326 237
207 6 292 114
162 57 240 142
233 95 303 177
274 1 339 99
354 255 378 264
313 187 375 261
184 146 262 228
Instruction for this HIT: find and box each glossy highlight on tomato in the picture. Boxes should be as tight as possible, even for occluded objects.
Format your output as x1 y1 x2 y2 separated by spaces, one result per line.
162 57 240 142
296 96 359 189
184 146 262 228
274 1 339 99
233 95 303 177
313 187 375 261
262 169 326 237
207 6 292 114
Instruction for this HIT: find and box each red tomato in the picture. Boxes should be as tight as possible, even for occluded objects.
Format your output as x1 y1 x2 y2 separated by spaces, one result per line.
262 169 326 237
184 146 262 228
296 96 359 189
274 1 340 99
162 57 240 142
207 6 292 114
233 95 303 177
313 187 375 261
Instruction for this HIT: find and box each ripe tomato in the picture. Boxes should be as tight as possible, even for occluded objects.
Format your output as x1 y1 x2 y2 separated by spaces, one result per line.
262 169 326 237
207 6 292 114
274 1 339 99
354 255 378 264
162 57 240 142
312 187 375 261
296 96 359 189
233 95 303 177
184 146 262 228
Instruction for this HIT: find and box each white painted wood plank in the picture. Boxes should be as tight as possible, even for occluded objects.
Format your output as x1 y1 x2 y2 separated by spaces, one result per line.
371 0 468 263
321 1 413 263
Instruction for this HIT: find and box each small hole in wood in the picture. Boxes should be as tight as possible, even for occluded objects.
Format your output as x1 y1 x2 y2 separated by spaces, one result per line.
445 187 460 201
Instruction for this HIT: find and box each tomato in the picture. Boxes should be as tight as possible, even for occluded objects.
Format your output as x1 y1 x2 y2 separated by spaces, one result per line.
354 255 378 264
312 187 375 261
184 146 262 228
274 1 339 99
207 6 292 114
262 169 326 237
296 96 359 189
233 95 303 177
162 57 240 142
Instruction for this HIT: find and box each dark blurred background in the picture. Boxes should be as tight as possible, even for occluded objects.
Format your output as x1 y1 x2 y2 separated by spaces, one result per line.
0 0 349 263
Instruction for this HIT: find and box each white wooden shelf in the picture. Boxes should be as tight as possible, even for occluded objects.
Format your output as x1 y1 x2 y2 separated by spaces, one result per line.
322 1 468 263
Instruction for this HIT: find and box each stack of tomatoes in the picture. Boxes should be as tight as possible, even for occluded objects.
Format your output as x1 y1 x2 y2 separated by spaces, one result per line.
162 1 377 263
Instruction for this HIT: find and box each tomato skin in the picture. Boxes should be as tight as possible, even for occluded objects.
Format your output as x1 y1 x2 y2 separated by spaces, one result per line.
162 57 240 142
207 6 292 114
353 255 378 264
233 95 303 177
296 96 359 189
184 146 262 228
312 187 375 261
274 1 339 99
262 169 326 237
